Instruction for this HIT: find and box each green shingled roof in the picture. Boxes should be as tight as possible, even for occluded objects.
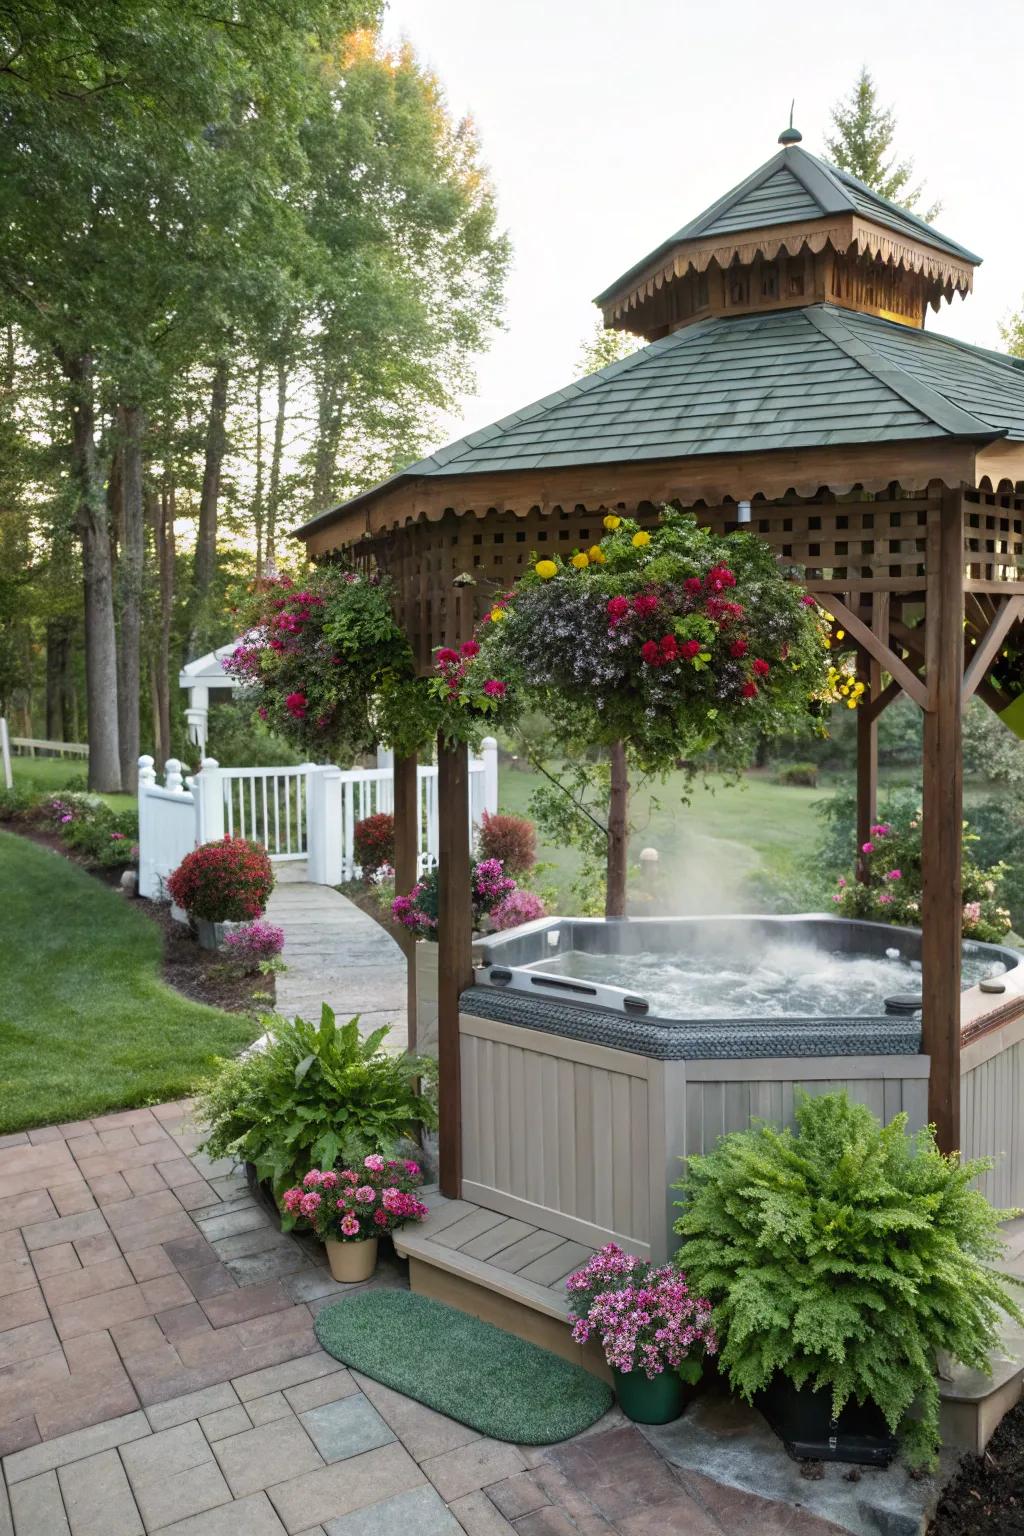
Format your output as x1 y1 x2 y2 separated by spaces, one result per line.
594 146 980 306
294 305 1023 537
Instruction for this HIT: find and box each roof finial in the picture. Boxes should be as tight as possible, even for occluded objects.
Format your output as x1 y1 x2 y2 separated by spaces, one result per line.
778 101 802 146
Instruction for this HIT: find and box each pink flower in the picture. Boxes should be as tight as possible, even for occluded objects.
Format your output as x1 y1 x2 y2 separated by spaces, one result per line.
885 869 902 882
404 1161 421 1177
363 1154 386 1172
341 1169 360 1184
460 640 480 657
319 1171 338 1190
373 1208 388 1226
282 1188 303 1212
355 1185 376 1204
878 892 894 905
340 1214 360 1237
801 595 817 607
836 876 846 888
303 1171 323 1187
870 823 891 838
299 1192 321 1216
482 679 506 699
861 842 875 855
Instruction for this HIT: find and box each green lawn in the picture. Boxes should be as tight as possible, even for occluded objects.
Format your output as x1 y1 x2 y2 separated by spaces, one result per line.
0 830 258 1132
8 754 135 812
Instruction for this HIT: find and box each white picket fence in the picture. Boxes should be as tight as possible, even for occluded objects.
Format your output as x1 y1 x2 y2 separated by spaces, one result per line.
136 741 499 900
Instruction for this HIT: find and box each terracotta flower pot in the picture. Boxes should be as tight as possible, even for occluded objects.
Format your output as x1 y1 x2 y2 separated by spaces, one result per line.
325 1236 378 1283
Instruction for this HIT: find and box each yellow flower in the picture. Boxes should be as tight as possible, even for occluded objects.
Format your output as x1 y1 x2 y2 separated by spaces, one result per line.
489 607 506 622
835 628 845 642
534 559 558 580
570 552 590 569
588 546 606 564
632 531 650 548
603 515 621 530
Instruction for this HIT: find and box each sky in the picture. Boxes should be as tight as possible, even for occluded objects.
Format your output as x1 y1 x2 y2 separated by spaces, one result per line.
380 0 1024 452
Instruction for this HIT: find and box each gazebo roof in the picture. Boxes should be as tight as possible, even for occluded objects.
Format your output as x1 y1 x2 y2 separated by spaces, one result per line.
295 305 1024 536
595 145 981 310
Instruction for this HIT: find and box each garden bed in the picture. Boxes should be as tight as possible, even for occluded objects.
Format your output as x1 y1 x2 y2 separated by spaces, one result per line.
930 1396 1024 1534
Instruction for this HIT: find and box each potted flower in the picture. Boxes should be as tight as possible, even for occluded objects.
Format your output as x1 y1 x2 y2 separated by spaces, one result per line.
167 835 274 949
281 1156 429 1283
674 1090 1024 1469
564 1243 716 1425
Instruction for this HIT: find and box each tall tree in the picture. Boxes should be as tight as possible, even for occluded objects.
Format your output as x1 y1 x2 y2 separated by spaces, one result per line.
826 68 939 221
577 314 643 376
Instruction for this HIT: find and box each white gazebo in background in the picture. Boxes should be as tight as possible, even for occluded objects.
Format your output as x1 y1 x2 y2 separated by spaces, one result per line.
178 641 246 754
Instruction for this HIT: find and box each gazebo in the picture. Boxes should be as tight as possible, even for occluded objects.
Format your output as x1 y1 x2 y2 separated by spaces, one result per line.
178 643 246 754
294 126 1024 1204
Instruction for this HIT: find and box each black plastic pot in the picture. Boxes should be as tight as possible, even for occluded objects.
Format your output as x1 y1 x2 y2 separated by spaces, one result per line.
755 1375 897 1467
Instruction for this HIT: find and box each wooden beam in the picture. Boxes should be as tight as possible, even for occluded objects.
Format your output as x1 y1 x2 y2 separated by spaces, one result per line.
436 736 472 1198
962 597 1024 703
392 752 419 1054
809 592 929 711
863 677 904 724
856 667 879 879
921 489 964 1156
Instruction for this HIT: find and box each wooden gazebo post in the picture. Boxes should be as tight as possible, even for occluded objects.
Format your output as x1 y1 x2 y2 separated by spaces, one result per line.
436 736 472 1196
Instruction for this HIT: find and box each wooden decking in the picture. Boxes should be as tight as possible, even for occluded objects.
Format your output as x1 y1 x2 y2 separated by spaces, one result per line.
394 1189 608 1375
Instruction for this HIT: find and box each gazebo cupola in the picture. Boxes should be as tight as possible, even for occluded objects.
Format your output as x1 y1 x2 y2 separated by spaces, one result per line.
596 124 980 339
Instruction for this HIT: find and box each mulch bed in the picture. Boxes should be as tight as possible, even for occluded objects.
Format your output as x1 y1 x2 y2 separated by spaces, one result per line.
5 821 274 1016
929 1399 1024 1535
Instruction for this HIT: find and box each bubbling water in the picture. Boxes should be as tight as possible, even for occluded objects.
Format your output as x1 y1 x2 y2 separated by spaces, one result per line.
530 942 1001 1019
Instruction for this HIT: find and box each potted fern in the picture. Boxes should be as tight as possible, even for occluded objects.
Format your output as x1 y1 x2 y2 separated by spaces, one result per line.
674 1091 1024 1470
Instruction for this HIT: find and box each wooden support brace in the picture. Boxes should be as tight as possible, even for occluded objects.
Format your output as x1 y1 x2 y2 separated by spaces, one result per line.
808 591 929 711
863 678 904 724
962 597 1024 703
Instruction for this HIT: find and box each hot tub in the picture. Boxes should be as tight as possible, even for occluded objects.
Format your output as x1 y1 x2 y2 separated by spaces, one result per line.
435 916 1024 1261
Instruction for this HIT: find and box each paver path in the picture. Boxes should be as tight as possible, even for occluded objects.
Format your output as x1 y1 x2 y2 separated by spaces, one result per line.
0 1105 848 1536
267 882 407 1050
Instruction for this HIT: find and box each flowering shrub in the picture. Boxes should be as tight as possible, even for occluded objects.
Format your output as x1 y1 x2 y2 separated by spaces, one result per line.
477 809 537 874
391 857 517 939
354 813 395 878
477 509 831 775
565 1244 716 1382
830 813 1011 942
167 836 274 922
281 1157 428 1243
37 795 140 868
222 919 285 967
428 635 514 745
489 888 547 930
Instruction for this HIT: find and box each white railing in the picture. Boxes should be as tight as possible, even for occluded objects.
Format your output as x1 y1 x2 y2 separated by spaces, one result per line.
137 738 499 896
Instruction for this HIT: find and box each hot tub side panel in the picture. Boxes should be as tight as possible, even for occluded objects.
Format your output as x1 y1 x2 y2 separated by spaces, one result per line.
961 1013 1024 1208
459 1008 930 1263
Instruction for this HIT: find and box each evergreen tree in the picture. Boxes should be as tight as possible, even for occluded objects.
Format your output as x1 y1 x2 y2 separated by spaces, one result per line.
826 67 939 222
576 314 643 377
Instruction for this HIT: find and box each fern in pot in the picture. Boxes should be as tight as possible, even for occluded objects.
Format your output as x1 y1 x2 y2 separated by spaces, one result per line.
673 1091 1023 1470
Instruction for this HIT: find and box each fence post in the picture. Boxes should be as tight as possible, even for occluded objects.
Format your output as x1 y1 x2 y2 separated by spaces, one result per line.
307 765 342 886
137 755 157 898
0 717 11 791
481 736 499 816
194 758 224 845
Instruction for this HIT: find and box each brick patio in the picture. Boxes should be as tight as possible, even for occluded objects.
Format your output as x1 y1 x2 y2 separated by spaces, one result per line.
0 1104 845 1535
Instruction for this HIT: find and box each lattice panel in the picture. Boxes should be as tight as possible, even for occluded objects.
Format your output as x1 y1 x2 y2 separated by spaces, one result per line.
963 489 1024 584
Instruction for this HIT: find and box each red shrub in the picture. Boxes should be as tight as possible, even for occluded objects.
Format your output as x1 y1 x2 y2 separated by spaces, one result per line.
167 836 274 922
354 813 395 877
477 810 536 875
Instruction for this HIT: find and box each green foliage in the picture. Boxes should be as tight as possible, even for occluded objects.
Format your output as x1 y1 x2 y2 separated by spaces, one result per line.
575 314 645 377
674 1091 1023 1468
57 802 139 868
826 67 939 219
772 762 819 788
205 703 302 770
194 1004 437 1203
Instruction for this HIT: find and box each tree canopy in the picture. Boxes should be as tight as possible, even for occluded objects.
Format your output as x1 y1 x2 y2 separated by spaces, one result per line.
826 67 939 221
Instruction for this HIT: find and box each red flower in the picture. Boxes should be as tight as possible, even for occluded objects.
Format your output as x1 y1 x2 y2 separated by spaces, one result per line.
633 594 659 617
460 640 480 658
680 639 701 659
607 596 630 620
742 681 758 699
641 640 662 666
705 564 736 592
436 648 460 666
285 692 307 719
752 658 770 677
801 595 817 608
730 638 748 659
660 634 678 661
482 679 507 698
684 577 702 594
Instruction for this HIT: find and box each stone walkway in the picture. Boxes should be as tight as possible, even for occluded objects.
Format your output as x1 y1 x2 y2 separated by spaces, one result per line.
266 882 407 1050
0 1104 848 1536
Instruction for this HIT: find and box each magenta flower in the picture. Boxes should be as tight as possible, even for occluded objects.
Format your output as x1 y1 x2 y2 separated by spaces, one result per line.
299 1192 321 1216
354 1185 376 1204
340 1214 360 1237
363 1154 386 1172
861 841 875 855
303 1171 323 1188
884 869 902 882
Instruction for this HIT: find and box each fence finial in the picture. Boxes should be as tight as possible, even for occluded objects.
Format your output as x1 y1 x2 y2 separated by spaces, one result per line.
164 758 184 793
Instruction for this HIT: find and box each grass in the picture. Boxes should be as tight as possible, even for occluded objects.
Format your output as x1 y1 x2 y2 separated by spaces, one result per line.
8 753 135 812
0 830 259 1132
314 1290 613 1442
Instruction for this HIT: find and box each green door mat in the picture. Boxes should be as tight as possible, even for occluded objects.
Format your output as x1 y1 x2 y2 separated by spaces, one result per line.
314 1290 613 1445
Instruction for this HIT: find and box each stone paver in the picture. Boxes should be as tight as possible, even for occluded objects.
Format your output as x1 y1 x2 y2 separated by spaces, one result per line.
0 1099 855 1536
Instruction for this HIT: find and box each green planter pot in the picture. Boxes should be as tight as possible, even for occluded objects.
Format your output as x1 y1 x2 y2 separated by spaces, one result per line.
612 1367 695 1425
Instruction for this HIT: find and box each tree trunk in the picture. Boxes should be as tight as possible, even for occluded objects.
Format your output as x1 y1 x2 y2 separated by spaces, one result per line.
253 359 264 576
193 359 229 603
310 376 340 510
152 477 175 767
115 403 145 792
605 740 629 918
61 351 122 791
266 358 287 569
45 621 72 740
